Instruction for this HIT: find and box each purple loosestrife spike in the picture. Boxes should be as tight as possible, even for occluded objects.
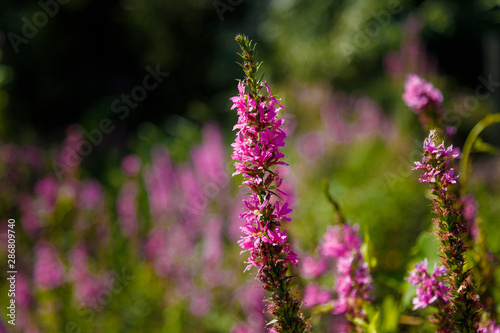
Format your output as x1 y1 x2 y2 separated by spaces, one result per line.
402 74 444 131
319 224 374 324
231 34 309 333
413 130 482 331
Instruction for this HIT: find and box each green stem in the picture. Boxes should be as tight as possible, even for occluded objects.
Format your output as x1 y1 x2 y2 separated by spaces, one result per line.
321 179 346 225
459 113 500 192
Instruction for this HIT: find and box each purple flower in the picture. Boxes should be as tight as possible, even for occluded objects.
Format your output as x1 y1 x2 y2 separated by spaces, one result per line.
77 180 103 210
479 321 500 333
318 224 373 319
191 123 227 186
116 181 138 237
402 74 443 114
34 177 59 212
320 224 362 259
19 196 40 235
303 284 331 308
121 154 142 176
34 242 65 290
412 131 460 190
144 148 175 223
301 256 328 278
406 259 449 310
462 194 479 240
69 245 111 309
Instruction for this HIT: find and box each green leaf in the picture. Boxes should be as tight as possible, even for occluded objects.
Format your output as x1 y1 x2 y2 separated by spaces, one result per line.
472 137 499 154
266 318 278 326
311 303 334 314
361 226 377 269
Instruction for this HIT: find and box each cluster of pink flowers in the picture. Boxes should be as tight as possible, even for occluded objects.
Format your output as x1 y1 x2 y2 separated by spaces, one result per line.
406 259 449 310
33 241 65 290
479 321 500 333
302 223 373 327
412 130 460 194
321 224 373 316
402 74 443 114
231 80 298 273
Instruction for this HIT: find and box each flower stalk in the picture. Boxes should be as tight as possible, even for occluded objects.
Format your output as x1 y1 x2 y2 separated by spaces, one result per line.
231 34 309 333
413 130 482 332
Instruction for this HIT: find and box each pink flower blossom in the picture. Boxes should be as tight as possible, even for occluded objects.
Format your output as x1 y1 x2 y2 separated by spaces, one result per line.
34 242 65 290
303 284 331 308
412 131 460 190
317 224 373 319
301 256 328 278
462 194 479 239
479 321 500 333
320 224 362 259
402 74 443 114
406 259 449 310
121 154 142 176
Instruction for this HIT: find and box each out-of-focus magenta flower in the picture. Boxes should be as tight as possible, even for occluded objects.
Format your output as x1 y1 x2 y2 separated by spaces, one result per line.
69 245 110 310
462 194 479 240
321 92 393 145
189 291 211 317
328 314 351 333
406 259 449 310
191 123 227 186
144 148 174 223
178 167 205 227
297 132 326 163
143 228 166 261
402 74 443 114
320 224 362 259
116 181 138 237
332 255 373 315
34 177 59 212
479 321 500 333
303 284 331 308
446 126 457 136
383 15 437 78
318 224 373 319
19 196 40 235
233 281 266 333
58 124 84 175
16 274 32 308
121 154 142 176
34 242 65 290
301 256 328 279
77 180 103 210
